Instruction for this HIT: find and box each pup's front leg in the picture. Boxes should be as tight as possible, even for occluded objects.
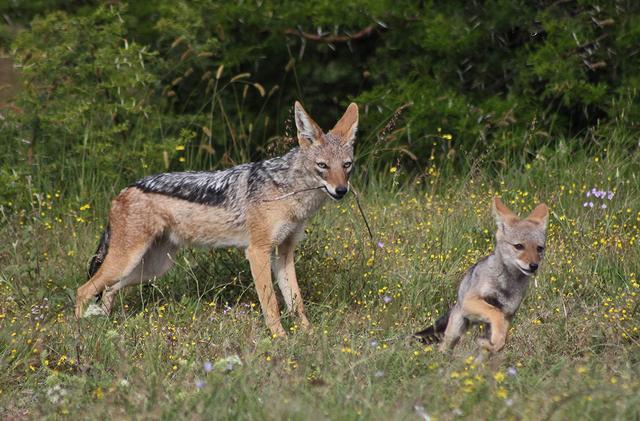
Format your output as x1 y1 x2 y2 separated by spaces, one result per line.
476 316 508 353
462 296 509 353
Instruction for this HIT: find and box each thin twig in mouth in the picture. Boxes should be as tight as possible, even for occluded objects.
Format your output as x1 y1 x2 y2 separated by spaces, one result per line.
265 182 374 240
349 181 373 241
262 186 325 202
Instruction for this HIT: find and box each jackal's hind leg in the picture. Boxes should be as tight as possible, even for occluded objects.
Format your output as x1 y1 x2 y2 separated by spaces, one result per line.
75 237 155 319
439 308 467 352
100 238 177 314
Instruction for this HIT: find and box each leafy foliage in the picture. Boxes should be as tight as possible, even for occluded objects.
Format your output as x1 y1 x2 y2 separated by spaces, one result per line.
4 7 163 200
1 1 639 202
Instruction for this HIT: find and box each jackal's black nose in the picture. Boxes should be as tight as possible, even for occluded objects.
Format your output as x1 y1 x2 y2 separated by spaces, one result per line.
529 263 539 272
335 186 348 198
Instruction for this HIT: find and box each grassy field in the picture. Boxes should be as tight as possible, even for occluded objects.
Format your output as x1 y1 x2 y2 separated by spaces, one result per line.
1 141 639 419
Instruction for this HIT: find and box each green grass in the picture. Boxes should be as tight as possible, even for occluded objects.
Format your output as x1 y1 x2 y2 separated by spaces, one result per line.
1 142 639 419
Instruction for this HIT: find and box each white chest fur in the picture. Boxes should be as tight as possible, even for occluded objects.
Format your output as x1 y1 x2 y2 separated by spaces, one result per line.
271 221 301 245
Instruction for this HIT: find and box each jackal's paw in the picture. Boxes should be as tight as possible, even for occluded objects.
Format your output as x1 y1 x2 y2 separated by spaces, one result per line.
299 316 312 332
476 337 491 350
473 349 491 365
83 302 110 317
438 342 450 353
269 324 287 339
476 338 504 353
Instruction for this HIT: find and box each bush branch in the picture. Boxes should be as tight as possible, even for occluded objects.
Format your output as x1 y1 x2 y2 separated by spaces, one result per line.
284 25 377 43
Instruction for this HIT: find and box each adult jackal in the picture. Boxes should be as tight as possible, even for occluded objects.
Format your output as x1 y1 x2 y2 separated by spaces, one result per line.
75 101 359 337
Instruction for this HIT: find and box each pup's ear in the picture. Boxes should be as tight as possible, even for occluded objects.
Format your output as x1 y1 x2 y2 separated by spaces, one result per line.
294 101 324 148
330 102 358 146
527 203 549 228
493 197 518 231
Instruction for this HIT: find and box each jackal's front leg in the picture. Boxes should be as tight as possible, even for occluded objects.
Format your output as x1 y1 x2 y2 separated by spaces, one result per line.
247 244 286 337
461 296 508 353
478 316 508 353
274 235 310 330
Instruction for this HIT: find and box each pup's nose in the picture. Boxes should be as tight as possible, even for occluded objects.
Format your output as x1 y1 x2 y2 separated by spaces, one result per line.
529 263 539 272
335 186 348 198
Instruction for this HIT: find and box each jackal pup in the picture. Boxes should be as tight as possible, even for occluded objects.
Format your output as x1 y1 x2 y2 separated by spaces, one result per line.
415 197 549 354
75 101 359 337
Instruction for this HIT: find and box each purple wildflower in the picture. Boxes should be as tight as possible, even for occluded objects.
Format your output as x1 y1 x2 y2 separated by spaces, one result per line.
203 361 213 373
377 241 384 248
370 340 379 348
584 187 613 209
195 379 205 389
382 295 392 304
507 367 517 376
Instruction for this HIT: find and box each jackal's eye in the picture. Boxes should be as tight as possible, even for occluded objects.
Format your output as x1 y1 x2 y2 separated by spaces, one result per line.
537 246 545 253
513 243 525 251
343 161 352 169
316 162 329 170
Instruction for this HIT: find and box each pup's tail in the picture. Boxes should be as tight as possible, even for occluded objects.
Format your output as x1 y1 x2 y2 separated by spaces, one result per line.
414 308 451 344
88 223 110 278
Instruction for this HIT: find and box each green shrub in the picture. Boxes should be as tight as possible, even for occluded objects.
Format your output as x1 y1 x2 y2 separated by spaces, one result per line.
1 1 639 206
4 7 164 201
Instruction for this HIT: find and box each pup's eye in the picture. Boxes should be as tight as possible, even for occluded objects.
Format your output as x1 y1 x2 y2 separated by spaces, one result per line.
343 161 352 169
316 162 329 170
537 246 545 253
514 244 525 251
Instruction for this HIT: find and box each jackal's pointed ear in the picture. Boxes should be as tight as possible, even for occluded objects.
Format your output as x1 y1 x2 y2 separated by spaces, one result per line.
527 203 549 228
330 102 358 145
294 101 323 149
492 197 518 230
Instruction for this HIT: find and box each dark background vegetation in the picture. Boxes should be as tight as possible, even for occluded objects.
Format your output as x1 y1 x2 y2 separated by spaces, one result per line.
1 0 639 205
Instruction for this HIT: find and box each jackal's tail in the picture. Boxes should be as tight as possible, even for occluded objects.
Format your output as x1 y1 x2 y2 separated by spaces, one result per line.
88 223 110 278
414 308 451 344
